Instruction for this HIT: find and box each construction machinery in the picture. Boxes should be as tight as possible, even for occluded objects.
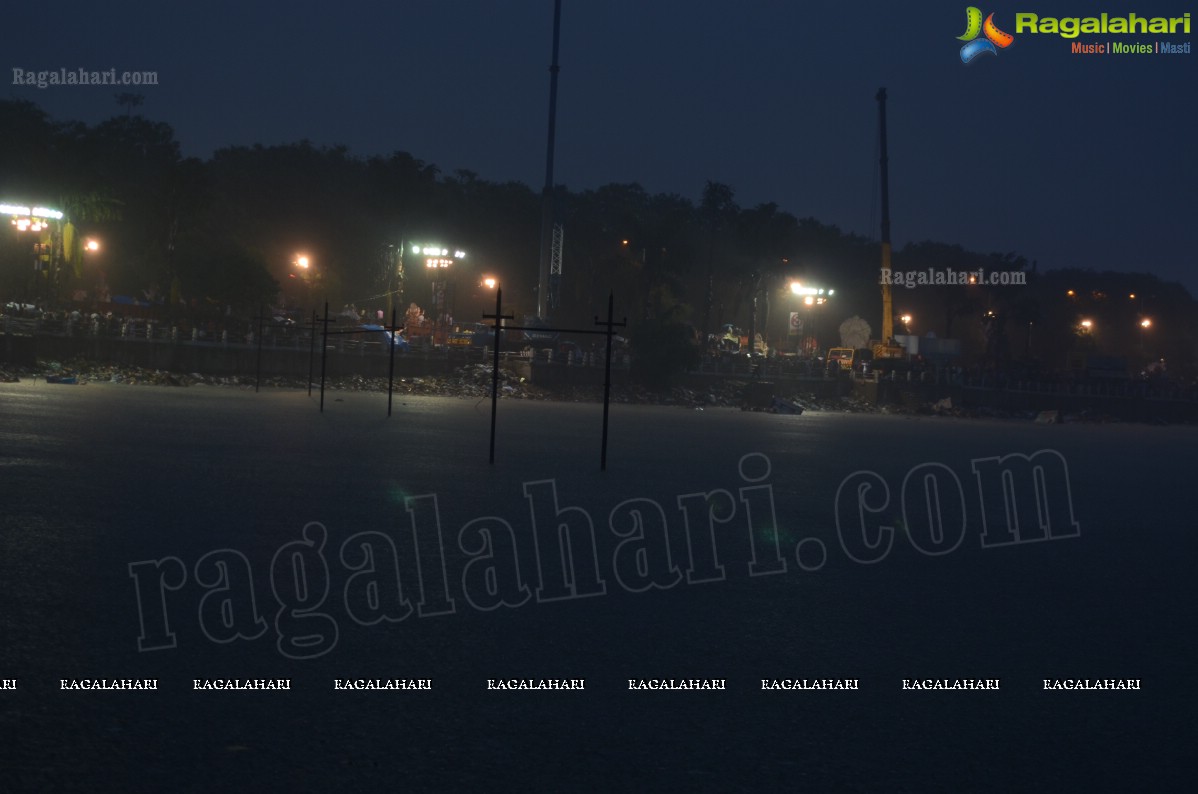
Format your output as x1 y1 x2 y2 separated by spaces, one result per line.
827 347 856 372
871 88 906 362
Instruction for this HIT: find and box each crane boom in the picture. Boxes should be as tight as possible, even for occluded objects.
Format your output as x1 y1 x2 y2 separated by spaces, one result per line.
874 87 905 360
878 87 893 344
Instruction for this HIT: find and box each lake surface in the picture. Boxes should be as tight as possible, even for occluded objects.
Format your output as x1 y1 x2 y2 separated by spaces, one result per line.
1 381 1193 791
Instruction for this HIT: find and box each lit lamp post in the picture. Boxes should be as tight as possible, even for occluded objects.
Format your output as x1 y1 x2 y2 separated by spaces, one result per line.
1077 318 1094 351
292 254 314 309
1139 317 1151 351
900 313 912 333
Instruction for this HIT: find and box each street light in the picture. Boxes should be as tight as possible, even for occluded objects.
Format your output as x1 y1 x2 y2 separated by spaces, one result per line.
1080 319 1093 331
482 276 497 290
290 254 315 309
85 238 101 252
900 313 912 333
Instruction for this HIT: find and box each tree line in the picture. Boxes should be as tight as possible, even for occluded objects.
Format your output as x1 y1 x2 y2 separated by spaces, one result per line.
1 98 1193 376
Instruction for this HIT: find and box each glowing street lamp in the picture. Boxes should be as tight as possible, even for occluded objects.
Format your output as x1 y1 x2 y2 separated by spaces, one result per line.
900 313 912 333
85 238 101 252
289 254 316 308
1080 319 1093 331
482 276 497 290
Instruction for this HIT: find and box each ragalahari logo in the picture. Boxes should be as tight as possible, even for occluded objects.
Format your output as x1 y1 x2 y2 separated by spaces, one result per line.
958 7 1015 62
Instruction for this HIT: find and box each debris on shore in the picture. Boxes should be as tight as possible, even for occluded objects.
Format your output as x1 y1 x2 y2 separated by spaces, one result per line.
0 358 1162 424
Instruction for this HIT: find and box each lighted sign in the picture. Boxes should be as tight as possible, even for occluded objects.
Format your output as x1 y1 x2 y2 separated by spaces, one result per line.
0 204 63 219
411 244 466 261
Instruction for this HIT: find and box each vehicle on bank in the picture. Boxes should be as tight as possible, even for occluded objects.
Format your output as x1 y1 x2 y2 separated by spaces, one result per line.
827 347 856 372
357 324 410 351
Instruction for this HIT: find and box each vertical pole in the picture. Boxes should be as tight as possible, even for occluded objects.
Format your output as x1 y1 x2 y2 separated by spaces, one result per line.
320 301 329 413
536 0 563 319
307 309 316 397
255 303 264 393
600 291 614 471
877 87 894 346
489 287 503 464
387 307 397 417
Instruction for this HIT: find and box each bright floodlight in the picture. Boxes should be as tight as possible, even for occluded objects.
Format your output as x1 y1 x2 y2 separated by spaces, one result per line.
900 314 912 325
296 255 310 268
483 277 497 289
85 239 100 252
1080 319 1093 330
1140 318 1152 329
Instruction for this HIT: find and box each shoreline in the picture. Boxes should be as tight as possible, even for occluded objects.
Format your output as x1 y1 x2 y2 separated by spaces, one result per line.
3 356 1190 426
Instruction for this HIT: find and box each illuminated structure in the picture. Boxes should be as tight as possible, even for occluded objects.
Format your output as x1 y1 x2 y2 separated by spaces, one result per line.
3 203 68 304
412 244 466 336
788 281 834 353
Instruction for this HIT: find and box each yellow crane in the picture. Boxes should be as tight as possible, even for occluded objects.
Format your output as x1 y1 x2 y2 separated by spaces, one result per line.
872 88 906 361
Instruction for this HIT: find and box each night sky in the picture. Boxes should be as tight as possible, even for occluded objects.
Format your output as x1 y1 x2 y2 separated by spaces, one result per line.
4 1 1195 292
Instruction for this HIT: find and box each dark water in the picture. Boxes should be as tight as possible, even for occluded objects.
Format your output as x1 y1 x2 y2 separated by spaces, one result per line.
1 381 1194 792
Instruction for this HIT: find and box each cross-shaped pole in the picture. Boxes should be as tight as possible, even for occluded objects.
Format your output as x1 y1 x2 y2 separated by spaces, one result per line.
483 286 513 464
596 290 628 471
387 307 402 417
316 301 338 413
307 309 317 397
